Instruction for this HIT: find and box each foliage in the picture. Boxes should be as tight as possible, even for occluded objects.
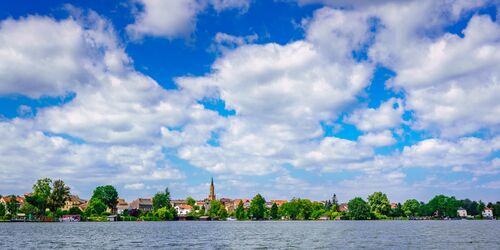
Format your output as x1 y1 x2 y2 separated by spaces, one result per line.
280 198 317 220
368 192 391 216
91 185 118 212
152 188 171 211
86 198 107 215
48 179 70 212
249 194 266 220
425 195 460 218
68 206 82 215
402 199 421 217
0 203 5 217
208 200 223 219
27 178 53 215
270 203 279 220
6 195 20 215
347 197 371 220
235 200 246 220
156 207 176 220
186 197 196 206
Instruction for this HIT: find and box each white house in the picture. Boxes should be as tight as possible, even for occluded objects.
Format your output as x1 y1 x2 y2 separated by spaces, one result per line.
175 204 193 215
482 208 493 218
457 208 467 218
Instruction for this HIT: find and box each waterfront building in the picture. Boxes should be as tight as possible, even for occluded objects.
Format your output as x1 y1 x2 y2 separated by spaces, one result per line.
338 203 349 212
116 198 129 214
482 208 493 218
171 199 187 207
129 198 153 212
175 204 193 215
63 195 87 211
0 196 25 211
457 208 468 217
208 177 216 201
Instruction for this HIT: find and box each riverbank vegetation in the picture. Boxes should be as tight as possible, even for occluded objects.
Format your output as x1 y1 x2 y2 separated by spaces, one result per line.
1 178 499 221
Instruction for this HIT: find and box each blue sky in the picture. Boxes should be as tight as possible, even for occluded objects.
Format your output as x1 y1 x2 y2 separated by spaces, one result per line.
0 0 499 203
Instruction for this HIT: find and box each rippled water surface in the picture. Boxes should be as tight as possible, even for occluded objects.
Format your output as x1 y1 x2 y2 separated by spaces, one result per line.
1 220 499 249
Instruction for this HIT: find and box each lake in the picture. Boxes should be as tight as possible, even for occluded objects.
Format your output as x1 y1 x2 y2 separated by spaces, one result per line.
0 220 499 249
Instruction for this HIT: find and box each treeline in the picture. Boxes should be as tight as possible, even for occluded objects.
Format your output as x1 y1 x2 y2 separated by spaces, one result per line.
1 178 500 221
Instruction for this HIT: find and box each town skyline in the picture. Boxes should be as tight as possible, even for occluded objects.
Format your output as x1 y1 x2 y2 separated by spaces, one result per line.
0 0 499 203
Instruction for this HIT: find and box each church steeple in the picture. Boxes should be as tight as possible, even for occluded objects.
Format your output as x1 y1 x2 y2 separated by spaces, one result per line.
208 177 216 201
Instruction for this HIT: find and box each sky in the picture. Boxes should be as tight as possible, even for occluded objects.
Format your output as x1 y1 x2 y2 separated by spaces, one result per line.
0 0 499 203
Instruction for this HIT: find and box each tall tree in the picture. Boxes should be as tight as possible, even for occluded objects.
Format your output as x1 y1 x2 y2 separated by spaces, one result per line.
26 178 53 215
368 192 391 216
152 188 172 211
270 203 279 220
249 194 266 220
402 199 421 217
48 179 70 212
332 194 339 211
91 185 118 213
208 200 222 218
348 197 370 220
235 200 245 220
426 195 460 218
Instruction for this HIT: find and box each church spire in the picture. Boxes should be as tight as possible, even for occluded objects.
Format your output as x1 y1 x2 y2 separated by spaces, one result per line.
208 177 216 201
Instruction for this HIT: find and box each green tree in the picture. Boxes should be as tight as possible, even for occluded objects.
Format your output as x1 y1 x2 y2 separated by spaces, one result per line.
235 200 246 220
208 200 222 219
493 202 500 217
6 195 20 215
270 203 279 220
368 192 391 216
186 197 196 206
249 194 266 220
86 198 107 215
91 185 118 213
26 178 53 215
402 199 421 217
152 188 171 211
156 206 176 220
48 180 70 212
68 207 82 215
426 195 460 218
0 202 5 217
348 197 370 220
219 206 228 220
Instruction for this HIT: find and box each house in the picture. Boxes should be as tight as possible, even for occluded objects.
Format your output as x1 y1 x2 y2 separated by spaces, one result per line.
170 199 186 208
482 208 493 218
116 198 129 214
271 200 288 206
390 203 398 209
175 204 193 215
129 198 153 212
457 208 468 218
220 198 234 212
338 203 348 212
63 195 87 211
232 199 251 209
0 196 25 211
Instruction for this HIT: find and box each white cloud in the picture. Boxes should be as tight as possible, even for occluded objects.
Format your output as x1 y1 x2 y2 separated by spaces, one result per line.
345 98 404 132
358 130 396 147
124 183 145 190
127 0 251 39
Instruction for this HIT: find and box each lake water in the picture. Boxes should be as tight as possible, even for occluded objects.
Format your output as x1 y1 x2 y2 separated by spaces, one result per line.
0 220 499 249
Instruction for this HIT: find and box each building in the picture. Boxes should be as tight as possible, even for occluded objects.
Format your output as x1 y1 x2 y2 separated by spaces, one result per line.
390 203 398 209
482 208 493 218
271 200 288 206
208 177 216 201
171 199 187 208
116 198 129 214
175 204 193 215
220 198 234 212
457 208 468 217
129 198 153 212
338 203 348 212
0 196 25 208
63 195 87 211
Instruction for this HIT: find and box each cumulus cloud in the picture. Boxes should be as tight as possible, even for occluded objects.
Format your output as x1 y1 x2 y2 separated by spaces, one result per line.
358 130 396 147
345 98 404 132
127 0 251 39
